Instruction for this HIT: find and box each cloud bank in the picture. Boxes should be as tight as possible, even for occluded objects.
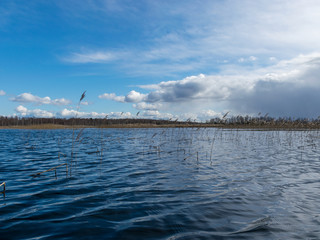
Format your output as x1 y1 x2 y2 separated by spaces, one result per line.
99 53 320 118
58 109 174 120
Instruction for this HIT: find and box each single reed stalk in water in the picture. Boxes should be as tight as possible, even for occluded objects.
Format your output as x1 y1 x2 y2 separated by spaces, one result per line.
31 163 67 177
0 182 5 192
184 152 198 161
71 91 86 174
209 137 215 164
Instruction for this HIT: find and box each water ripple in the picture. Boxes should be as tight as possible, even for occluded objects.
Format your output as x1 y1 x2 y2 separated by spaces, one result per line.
0 128 319 239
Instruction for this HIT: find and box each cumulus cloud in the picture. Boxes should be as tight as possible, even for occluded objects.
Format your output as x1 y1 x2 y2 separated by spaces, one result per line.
199 110 223 119
101 53 320 118
132 102 162 110
136 73 252 104
11 93 71 105
59 109 106 118
99 90 149 106
99 90 147 103
98 93 125 102
15 105 28 114
107 111 132 119
125 90 147 103
59 109 132 119
137 110 174 120
15 105 54 118
0 90 5 96
59 108 175 120
13 103 208 121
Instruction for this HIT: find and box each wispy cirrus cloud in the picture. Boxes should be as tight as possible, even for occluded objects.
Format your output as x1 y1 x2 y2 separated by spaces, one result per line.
11 93 71 106
0 90 5 96
61 1 320 76
63 51 119 63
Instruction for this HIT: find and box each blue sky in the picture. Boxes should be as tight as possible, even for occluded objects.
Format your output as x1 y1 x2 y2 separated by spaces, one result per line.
1 0 320 120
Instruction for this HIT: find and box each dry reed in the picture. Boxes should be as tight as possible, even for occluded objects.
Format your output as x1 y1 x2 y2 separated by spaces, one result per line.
0 182 5 192
31 163 68 178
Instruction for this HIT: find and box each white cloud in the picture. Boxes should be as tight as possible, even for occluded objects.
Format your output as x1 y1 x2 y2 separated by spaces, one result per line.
132 102 162 110
59 109 105 118
249 56 257 61
124 90 147 103
139 110 173 120
80 101 90 106
13 103 217 121
59 107 174 120
15 105 54 118
107 111 132 119
178 112 199 122
11 93 71 105
0 90 5 96
98 93 125 102
59 108 132 119
52 98 71 105
99 90 147 103
14 105 135 119
15 105 27 114
199 110 223 119
238 56 257 63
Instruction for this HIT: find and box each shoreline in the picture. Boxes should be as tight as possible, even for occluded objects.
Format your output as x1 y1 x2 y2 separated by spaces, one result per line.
1 123 320 130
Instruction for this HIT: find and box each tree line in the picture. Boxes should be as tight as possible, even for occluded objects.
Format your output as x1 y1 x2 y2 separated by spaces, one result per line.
0 115 319 128
0 116 182 127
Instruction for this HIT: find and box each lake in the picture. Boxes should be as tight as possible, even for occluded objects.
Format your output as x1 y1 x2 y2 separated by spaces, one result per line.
0 128 319 239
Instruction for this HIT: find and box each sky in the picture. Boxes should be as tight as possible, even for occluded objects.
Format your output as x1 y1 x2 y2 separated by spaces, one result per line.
1 0 320 121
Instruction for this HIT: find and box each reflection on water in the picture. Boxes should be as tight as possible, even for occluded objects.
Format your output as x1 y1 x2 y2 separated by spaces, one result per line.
0 128 320 239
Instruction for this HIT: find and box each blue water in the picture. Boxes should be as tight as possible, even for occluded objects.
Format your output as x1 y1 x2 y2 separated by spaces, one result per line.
0 128 319 239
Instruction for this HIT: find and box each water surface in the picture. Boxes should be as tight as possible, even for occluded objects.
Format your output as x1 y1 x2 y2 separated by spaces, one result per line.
0 128 319 239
